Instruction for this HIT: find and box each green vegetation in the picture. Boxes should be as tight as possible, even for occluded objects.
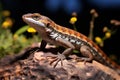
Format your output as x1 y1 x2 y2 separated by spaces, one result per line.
0 10 40 58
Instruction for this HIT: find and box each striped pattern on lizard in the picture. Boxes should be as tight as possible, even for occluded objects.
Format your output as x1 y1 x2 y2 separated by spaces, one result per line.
22 13 120 74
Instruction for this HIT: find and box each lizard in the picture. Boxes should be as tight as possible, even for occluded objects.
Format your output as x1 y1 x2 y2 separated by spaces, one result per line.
22 13 120 74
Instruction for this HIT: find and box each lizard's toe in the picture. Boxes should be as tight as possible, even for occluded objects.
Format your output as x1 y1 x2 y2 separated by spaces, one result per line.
42 52 66 68
50 52 66 68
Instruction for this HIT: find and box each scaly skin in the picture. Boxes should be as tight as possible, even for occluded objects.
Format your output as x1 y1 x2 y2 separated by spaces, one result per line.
22 13 120 74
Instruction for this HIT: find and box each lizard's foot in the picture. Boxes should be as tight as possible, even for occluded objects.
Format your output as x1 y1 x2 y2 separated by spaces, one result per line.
75 57 93 65
43 52 66 68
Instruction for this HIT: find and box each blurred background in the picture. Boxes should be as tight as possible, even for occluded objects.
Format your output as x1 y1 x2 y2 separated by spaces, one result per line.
0 0 120 63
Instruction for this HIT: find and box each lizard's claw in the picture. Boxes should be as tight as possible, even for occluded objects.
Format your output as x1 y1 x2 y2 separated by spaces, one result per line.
43 52 66 68
50 52 66 68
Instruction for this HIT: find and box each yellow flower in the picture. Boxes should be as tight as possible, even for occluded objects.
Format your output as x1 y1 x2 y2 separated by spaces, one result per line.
2 21 10 28
2 10 10 17
105 32 111 38
95 37 102 44
70 17 77 24
27 27 36 33
2 18 13 28
13 34 18 40
95 37 103 47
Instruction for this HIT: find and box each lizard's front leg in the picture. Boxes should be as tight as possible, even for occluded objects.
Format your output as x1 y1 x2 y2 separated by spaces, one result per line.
44 38 75 68
79 45 94 63
39 40 47 51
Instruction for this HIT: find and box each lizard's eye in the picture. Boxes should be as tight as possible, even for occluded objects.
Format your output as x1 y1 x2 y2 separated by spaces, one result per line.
32 16 40 21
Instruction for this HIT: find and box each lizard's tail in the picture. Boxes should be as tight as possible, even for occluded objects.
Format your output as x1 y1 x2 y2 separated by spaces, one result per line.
97 50 120 75
108 59 120 75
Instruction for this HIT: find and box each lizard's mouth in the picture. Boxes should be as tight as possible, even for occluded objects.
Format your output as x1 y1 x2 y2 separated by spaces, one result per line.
22 13 45 28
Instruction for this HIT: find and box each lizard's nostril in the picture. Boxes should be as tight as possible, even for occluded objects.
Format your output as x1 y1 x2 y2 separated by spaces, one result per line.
22 13 33 19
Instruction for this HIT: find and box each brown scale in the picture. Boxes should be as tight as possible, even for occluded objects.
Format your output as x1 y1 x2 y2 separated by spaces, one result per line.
74 31 81 38
61 26 67 32
65 28 71 34
66 29 76 37
55 25 62 32
64 28 70 35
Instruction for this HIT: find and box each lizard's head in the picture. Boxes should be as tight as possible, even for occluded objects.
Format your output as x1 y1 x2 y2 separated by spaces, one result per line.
22 13 55 33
